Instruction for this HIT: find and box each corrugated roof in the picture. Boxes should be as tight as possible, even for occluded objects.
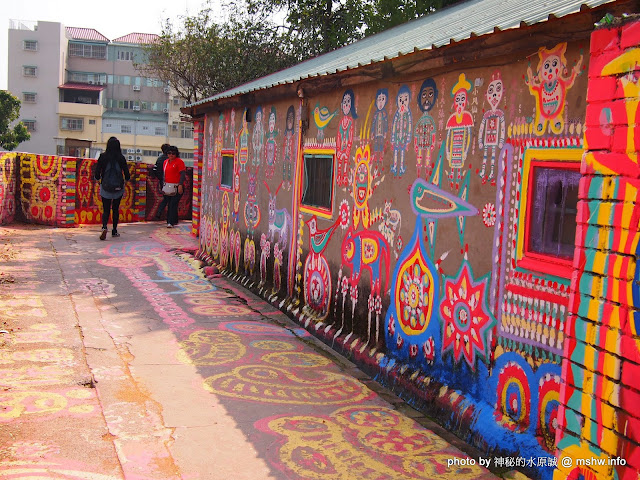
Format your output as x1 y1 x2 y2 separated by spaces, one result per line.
190 0 615 108
66 27 109 43
112 33 159 45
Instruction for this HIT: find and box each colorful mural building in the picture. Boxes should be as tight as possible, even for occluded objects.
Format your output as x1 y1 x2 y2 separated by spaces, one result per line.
180 1 640 479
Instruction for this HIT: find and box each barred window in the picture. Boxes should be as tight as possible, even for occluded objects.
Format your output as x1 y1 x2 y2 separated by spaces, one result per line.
23 66 37 77
23 40 38 51
23 92 37 103
60 117 83 131
23 120 36 132
68 42 106 59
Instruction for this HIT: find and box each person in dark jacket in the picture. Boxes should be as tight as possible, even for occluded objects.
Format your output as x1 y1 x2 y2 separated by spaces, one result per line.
153 143 170 220
94 136 131 240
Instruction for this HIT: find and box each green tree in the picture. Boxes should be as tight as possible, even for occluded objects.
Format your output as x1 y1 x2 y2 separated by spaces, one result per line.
248 0 369 57
140 6 299 104
365 0 460 35
0 91 30 151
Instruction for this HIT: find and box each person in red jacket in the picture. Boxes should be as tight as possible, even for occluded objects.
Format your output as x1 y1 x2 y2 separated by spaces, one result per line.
163 145 186 228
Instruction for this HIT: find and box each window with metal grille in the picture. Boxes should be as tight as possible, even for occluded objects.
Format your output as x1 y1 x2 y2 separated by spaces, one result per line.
23 120 36 132
60 117 83 131
121 125 132 134
528 167 580 259
23 66 37 77
301 154 334 211
68 42 106 59
23 92 37 103
23 40 38 51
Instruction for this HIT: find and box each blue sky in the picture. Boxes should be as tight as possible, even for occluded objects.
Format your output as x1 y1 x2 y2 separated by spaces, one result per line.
1 0 213 90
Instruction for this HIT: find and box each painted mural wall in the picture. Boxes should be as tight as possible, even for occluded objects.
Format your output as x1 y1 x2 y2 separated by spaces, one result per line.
0 152 193 227
554 18 640 480
196 40 592 478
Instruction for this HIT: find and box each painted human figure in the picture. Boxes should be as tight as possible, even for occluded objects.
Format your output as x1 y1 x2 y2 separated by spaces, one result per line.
214 113 224 175
391 85 413 177
265 107 278 180
526 42 582 136
370 88 389 169
282 106 295 191
252 106 264 167
478 71 505 184
336 89 357 187
414 79 438 179
445 74 474 189
207 117 214 171
238 108 249 172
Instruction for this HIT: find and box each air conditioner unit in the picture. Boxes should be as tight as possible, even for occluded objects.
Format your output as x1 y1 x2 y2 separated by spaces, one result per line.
162 108 169 113
127 155 134 160
136 148 142 154
133 105 141 111
127 148 135 154
132 85 141 91
136 155 142 161
88 80 94 85
163 87 170 93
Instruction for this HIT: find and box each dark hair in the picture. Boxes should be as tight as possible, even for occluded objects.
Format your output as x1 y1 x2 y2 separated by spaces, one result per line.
161 143 170 154
105 137 122 156
168 146 179 156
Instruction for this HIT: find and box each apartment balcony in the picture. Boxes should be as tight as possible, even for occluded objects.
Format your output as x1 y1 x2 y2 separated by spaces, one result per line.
57 101 104 118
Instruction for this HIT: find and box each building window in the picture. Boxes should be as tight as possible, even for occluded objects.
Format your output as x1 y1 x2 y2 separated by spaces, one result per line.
180 123 193 139
517 148 582 278
155 127 165 136
69 42 106 59
23 120 36 132
23 92 37 103
89 119 96 125
117 50 134 61
23 66 37 77
60 117 83 131
528 167 580 258
23 40 38 51
300 151 335 216
220 152 234 189
121 125 132 134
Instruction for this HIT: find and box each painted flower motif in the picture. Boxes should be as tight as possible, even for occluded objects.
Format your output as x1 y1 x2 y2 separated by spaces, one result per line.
387 314 395 336
396 334 404 348
374 295 383 315
367 293 376 312
340 276 349 296
350 283 359 304
399 263 430 331
339 200 350 229
409 343 418 359
422 337 435 363
440 261 495 368
482 203 496 227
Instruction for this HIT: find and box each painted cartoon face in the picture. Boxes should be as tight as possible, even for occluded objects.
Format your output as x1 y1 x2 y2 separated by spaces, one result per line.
420 86 436 112
397 92 410 113
542 55 561 83
486 79 503 109
255 110 262 124
286 110 294 130
354 162 369 206
269 112 276 133
453 90 467 113
376 92 387 111
234 172 240 192
342 94 352 116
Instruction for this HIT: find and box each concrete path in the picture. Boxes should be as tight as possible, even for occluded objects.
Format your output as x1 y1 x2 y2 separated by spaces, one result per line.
0 222 499 479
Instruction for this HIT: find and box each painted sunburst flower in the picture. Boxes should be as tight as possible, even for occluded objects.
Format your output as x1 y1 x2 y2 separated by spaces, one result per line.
440 261 495 368
399 262 430 332
482 203 496 227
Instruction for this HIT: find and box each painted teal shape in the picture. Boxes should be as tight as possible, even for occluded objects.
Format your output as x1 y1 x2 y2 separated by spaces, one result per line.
410 177 478 220
457 169 472 247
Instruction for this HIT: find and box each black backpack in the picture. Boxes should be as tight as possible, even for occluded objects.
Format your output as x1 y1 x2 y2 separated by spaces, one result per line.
102 156 124 193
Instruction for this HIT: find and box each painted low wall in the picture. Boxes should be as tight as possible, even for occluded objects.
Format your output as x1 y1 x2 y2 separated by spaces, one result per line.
0 152 193 227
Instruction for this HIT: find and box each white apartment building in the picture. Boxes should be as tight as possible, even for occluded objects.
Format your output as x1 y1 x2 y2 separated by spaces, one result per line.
7 20 194 165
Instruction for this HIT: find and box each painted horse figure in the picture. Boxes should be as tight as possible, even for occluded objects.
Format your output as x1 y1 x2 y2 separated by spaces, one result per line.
265 181 292 251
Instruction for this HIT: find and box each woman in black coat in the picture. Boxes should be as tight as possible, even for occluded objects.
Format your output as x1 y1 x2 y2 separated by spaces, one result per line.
94 136 131 240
